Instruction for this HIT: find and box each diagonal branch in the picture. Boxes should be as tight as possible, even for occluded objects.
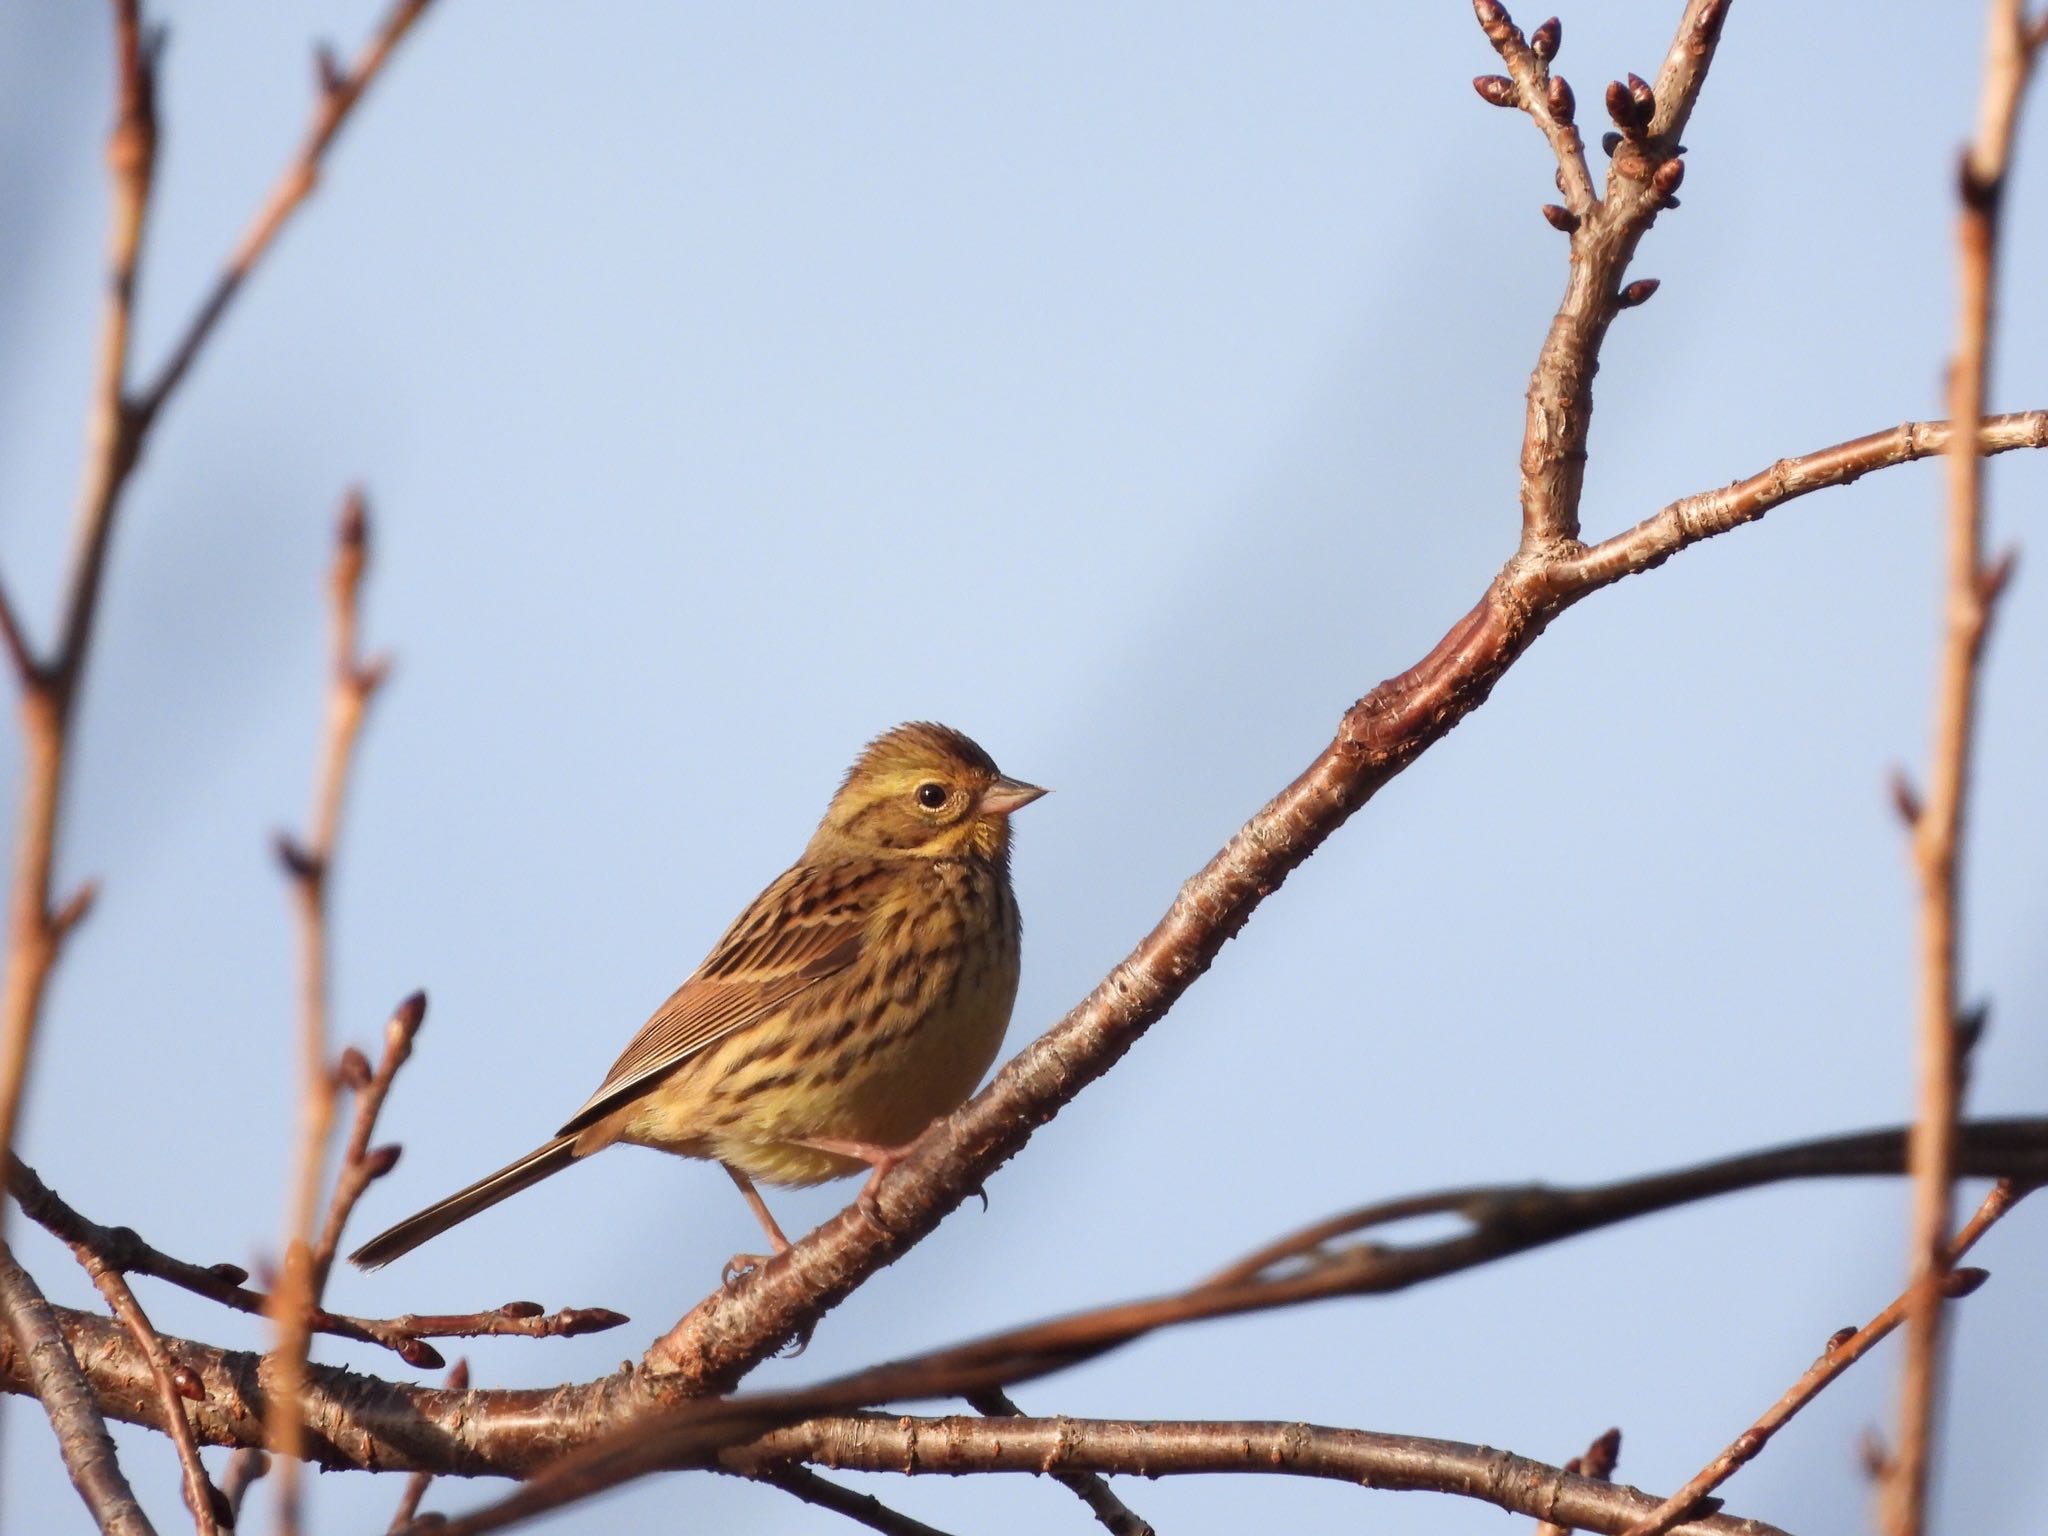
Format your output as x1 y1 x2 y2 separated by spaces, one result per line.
1623 1181 2026 1536
1889 8 2044 1534
0 1242 157 1536
70 1248 223 1536
641 408 2048 1397
131 0 442 421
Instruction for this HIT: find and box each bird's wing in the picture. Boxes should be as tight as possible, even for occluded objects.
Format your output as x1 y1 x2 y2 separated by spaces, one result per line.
556 860 878 1137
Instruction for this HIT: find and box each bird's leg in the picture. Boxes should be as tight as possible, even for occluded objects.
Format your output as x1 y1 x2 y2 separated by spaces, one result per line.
721 1163 792 1286
794 1136 912 1223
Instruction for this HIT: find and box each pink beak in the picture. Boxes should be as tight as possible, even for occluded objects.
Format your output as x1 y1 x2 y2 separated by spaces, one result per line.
979 776 1049 817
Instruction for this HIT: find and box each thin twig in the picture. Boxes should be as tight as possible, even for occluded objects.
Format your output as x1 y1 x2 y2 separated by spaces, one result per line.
311 989 424 1295
6 1155 626 1367
132 0 441 420
72 1251 223 1535
750 1466 961 1536
0 0 158 1258
970 1388 1155 1536
1536 1427 1621 1536
1623 1181 2026 1536
267 491 388 1532
1890 9 2042 1536
0 1241 157 1536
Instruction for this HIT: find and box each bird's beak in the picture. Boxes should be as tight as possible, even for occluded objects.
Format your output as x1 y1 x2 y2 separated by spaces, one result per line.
979 776 1049 817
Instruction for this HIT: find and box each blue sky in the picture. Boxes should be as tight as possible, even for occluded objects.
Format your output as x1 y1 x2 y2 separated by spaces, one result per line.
2 3 2046 1532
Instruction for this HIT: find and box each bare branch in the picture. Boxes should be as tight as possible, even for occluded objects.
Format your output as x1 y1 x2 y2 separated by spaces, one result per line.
1556 413 2048 590
1623 1182 2025 1536
0 1243 157 1536
448 1412 1783 1536
71 1248 223 1535
1891 11 2044 1534
268 491 392 1530
0 0 160 1255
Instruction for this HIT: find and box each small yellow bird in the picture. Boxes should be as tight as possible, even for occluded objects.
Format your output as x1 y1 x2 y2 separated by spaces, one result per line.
350 722 1044 1273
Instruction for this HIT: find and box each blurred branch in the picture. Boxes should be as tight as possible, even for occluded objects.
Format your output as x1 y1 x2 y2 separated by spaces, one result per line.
0 0 440 1250
6 1155 626 1366
1537 1427 1622 1536
969 1387 1155 1536
1890 7 2044 1534
447 1413 1779 1536
266 496 392 1532
131 0 442 420
0 0 158 1259
0 1242 157 1536
1623 1181 2026 1536
7 1119 2045 1482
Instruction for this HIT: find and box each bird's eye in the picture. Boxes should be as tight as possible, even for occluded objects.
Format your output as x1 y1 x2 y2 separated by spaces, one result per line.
915 782 948 810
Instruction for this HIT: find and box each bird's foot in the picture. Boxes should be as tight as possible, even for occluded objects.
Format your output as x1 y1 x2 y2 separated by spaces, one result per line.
723 1251 775 1288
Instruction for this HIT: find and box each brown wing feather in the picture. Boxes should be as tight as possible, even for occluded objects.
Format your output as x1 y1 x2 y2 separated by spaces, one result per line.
556 860 879 1136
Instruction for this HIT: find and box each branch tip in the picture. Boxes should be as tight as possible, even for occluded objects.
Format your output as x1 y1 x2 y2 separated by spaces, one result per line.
1617 277 1661 308
274 829 323 883
1530 16 1561 60
1540 203 1580 232
1889 768 1924 829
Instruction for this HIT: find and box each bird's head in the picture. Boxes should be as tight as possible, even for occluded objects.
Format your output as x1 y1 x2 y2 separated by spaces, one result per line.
810 722 1046 863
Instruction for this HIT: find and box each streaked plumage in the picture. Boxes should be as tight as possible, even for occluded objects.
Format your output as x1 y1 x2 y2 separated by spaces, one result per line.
349 722 1043 1272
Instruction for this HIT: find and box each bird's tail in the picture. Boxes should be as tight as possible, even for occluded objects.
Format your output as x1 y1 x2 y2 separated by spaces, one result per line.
348 1135 581 1269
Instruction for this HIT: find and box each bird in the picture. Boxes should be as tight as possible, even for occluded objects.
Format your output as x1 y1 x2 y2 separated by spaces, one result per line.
349 722 1045 1275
